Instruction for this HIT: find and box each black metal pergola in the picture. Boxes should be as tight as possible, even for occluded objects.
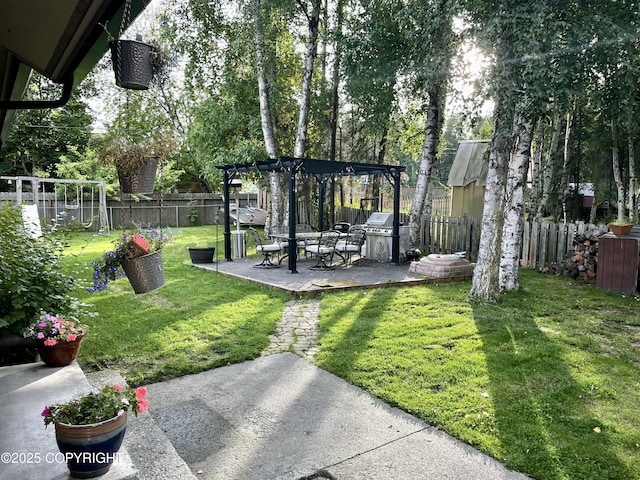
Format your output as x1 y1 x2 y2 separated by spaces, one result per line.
218 156 406 273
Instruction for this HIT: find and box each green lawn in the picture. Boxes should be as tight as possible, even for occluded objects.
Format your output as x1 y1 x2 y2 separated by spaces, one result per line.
314 272 640 480
61 227 640 480
64 226 288 386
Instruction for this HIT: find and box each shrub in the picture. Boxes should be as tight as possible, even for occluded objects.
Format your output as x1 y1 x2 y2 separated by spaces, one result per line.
0 205 89 339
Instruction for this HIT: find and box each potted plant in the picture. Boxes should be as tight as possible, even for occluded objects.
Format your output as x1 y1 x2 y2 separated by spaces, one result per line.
42 383 148 478
24 312 87 367
110 38 154 90
607 220 634 235
100 135 177 194
89 224 175 294
188 244 215 264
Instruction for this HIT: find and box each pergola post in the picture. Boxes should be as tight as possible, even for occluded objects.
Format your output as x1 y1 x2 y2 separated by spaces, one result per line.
318 178 326 232
391 168 402 265
288 165 298 273
222 170 232 261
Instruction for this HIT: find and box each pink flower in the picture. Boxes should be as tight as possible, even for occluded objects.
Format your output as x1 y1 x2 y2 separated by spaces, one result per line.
67 334 77 342
135 387 147 400
117 409 125 417
113 384 124 392
38 322 47 328
36 332 44 339
137 399 149 414
43 339 57 346
41 408 51 417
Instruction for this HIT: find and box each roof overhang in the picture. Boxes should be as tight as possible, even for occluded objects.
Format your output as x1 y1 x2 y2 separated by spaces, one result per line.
0 0 148 146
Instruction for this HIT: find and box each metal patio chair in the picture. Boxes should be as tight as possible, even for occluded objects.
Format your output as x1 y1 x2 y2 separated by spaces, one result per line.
305 230 340 270
335 226 366 266
249 227 283 268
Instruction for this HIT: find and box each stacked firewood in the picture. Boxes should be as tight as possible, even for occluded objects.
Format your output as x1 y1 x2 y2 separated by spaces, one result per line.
541 231 600 281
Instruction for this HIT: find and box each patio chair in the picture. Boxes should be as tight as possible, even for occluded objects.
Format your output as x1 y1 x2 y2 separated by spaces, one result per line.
249 227 283 268
305 230 340 270
335 226 366 266
296 223 317 258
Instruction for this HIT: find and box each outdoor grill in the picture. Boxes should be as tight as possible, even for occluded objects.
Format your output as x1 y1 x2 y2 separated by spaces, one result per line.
363 212 411 262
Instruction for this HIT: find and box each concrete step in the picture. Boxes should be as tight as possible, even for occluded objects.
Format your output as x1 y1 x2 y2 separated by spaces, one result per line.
85 370 197 480
0 361 136 480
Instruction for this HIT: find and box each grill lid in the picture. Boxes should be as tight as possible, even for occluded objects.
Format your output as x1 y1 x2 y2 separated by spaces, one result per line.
365 212 394 227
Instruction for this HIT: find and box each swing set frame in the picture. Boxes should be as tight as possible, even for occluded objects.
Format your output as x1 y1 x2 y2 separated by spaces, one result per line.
1 176 109 233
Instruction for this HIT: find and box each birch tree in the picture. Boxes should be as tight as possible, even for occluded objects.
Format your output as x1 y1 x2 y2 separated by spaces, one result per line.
499 110 533 291
610 120 626 223
560 108 574 223
527 118 544 219
404 0 458 246
293 0 322 159
536 113 562 220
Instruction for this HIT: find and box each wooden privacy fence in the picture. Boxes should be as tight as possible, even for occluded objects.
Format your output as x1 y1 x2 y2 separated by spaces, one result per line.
419 215 606 267
421 215 481 261
521 220 606 269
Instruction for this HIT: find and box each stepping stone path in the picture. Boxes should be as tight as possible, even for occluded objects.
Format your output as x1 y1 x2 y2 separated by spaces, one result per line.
262 298 321 359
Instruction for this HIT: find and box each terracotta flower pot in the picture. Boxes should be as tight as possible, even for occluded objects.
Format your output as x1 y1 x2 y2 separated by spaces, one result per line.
55 412 128 478
607 223 634 235
36 333 84 367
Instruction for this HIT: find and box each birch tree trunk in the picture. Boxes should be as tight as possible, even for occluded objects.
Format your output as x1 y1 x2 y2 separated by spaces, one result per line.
536 112 562 220
253 0 282 231
500 111 533 292
328 0 343 163
611 120 626 222
560 108 574 223
294 0 322 158
470 97 512 301
628 133 636 221
408 87 442 246
527 118 544 219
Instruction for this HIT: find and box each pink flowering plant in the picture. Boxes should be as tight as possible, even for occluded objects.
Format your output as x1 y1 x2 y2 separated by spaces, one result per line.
24 312 87 346
42 384 149 427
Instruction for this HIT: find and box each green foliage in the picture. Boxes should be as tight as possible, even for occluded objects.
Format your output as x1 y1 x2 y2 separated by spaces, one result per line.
1 73 93 176
0 205 90 338
42 384 148 426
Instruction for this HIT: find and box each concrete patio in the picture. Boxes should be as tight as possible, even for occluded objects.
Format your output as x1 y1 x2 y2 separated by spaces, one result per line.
196 255 469 296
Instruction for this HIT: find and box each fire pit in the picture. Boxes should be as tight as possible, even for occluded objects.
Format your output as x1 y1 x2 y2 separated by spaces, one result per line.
409 253 474 279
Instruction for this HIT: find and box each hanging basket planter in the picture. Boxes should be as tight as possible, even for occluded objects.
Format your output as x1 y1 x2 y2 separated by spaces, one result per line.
121 250 165 294
109 39 154 90
117 156 159 194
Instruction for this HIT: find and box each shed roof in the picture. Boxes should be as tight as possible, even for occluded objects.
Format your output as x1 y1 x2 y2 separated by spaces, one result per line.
447 140 490 187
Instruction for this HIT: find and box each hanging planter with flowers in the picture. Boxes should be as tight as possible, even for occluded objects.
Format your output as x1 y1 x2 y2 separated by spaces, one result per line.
89 224 175 294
